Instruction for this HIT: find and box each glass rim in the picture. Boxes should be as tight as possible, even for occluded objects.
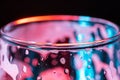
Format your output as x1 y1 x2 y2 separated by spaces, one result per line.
1 15 120 50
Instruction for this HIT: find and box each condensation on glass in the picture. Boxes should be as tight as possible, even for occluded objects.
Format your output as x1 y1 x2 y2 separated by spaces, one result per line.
0 15 120 80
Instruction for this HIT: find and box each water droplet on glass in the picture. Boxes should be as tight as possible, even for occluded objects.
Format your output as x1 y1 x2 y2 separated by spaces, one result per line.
17 46 20 49
70 53 72 56
41 58 44 61
64 68 69 74
23 66 27 73
87 65 91 69
9 56 13 62
104 70 106 75
60 57 66 64
25 50 29 55
88 59 91 62
37 76 42 80
86 76 91 80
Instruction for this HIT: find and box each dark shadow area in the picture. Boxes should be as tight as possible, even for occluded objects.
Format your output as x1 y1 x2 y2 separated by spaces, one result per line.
0 0 120 27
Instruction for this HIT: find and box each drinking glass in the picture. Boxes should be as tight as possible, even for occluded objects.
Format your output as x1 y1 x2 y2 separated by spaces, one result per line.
0 15 120 80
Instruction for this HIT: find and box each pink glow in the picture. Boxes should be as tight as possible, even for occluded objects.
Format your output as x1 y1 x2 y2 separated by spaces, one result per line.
15 60 33 80
38 67 70 80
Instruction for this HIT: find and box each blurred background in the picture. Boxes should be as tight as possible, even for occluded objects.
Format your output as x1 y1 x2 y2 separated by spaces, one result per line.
0 0 120 28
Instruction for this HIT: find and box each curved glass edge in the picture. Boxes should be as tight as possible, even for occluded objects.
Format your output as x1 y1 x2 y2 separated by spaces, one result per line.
1 32 120 51
1 15 120 50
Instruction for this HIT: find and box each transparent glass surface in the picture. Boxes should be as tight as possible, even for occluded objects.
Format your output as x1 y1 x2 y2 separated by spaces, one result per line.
0 15 120 80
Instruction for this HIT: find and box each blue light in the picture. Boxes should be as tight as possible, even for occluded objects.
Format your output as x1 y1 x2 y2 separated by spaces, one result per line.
76 50 87 80
76 66 87 80
77 34 84 42
75 50 94 80
106 25 116 38
79 21 90 27
78 16 92 27
80 16 91 21
107 28 114 37
106 25 116 48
